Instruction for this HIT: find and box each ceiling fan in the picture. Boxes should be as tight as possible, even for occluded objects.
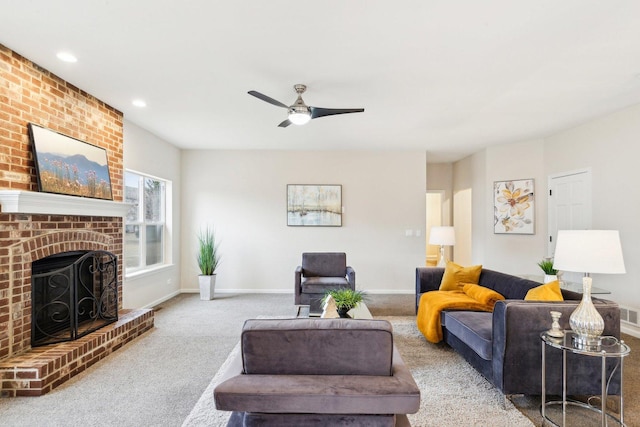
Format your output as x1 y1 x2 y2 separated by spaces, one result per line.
248 84 364 128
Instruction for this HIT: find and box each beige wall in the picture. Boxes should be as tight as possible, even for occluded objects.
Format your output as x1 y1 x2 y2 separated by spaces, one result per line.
180 150 427 294
122 98 640 337
453 140 548 274
484 140 547 274
122 120 182 308
544 103 640 318
451 103 640 336
427 163 452 187
453 150 486 266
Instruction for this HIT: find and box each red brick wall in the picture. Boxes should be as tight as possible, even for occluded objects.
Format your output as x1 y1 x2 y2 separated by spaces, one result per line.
0 44 125 360
0 44 123 197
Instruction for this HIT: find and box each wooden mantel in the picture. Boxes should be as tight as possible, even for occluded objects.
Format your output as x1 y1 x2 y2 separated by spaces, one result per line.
0 190 131 217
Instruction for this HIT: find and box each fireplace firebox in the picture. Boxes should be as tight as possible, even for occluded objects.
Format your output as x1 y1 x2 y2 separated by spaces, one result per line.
31 250 119 347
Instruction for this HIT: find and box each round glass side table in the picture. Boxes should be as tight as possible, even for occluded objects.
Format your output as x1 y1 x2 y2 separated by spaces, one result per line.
540 331 630 426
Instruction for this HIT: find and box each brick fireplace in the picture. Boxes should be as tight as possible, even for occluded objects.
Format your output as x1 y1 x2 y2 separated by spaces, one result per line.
2 220 122 359
0 212 154 396
0 45 154 396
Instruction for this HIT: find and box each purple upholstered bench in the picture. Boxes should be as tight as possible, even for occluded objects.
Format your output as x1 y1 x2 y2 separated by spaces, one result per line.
214 318 420 426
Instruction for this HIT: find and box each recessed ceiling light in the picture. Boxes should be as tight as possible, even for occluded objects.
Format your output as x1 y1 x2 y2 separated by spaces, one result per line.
56 51 77 63
132 99 147 108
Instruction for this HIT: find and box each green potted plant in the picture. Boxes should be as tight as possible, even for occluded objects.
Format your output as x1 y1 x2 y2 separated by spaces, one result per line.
537 258 558 283
323 288 364 318
197 226 220 300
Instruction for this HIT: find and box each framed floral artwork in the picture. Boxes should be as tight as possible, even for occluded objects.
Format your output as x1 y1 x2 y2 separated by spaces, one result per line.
493 179 534 234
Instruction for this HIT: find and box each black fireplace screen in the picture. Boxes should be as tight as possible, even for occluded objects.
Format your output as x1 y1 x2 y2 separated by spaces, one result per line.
31 250 118 347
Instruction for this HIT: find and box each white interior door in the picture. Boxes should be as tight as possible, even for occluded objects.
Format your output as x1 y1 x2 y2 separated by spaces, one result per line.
547 169 592 281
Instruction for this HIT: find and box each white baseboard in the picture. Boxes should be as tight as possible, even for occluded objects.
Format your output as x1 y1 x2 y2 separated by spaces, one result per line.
180 288 414 295
361 289 414 295
142 289 182 309
181 288 291 294
621 324 640 339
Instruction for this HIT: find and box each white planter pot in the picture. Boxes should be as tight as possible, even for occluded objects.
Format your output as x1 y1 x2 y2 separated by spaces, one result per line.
198 274 217 300
544 274 558 284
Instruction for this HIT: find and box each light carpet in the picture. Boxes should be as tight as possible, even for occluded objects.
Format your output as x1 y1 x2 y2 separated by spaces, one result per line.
182 316 534 427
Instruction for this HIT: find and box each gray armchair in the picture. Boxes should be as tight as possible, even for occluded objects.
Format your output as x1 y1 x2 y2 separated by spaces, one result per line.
295 252 355 314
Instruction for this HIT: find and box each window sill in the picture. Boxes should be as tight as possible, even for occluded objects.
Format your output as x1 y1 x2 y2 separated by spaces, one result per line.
126 263 174 280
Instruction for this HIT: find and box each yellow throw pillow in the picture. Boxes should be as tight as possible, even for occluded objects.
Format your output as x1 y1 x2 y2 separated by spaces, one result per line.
462 283 505 306
524 280 564 301
439 261 483 291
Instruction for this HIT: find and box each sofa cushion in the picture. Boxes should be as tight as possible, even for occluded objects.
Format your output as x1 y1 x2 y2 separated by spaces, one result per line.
301 277 350 294
241 319 393 376
416 291 496 344
439 261 482 291
443 311 493 360
302 252 347 277
215 342 421 416
476 269 540 299
524 280 563 301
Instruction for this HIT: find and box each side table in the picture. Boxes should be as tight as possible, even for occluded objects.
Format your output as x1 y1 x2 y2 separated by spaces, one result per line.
540 331 630 426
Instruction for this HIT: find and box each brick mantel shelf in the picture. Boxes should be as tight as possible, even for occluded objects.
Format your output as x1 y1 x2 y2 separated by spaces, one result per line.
0 190 131 217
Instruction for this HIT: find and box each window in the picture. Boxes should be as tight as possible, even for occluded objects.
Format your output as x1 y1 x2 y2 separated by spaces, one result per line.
125 171 167 273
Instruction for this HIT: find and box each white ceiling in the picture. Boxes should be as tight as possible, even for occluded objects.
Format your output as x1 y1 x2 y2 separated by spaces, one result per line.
2 1 640 162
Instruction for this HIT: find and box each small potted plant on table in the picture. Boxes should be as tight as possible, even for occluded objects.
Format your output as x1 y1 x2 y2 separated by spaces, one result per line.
537 258 558 283
323 288 364 318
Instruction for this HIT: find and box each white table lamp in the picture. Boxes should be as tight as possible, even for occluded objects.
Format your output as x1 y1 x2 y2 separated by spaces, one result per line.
552 230 625 349
429 226 455 268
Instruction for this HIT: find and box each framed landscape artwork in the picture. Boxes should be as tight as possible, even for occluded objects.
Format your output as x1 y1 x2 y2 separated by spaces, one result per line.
28 123 113 200
493 178 534 234
287 184 342 227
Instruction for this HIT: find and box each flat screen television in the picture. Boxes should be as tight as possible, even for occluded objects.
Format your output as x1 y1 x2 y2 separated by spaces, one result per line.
28 123 113 200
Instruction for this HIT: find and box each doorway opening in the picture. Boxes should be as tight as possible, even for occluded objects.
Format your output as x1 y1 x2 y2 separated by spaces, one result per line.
426 191 444 266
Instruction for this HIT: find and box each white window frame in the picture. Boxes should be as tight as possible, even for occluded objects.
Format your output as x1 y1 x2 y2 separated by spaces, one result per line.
124 170 168 275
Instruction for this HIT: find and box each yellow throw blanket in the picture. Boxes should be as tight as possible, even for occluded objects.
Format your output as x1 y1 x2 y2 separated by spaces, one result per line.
416 284 504 343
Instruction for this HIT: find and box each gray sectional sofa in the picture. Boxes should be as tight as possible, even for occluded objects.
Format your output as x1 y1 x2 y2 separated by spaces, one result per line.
214 318 420 426
415 267 622 396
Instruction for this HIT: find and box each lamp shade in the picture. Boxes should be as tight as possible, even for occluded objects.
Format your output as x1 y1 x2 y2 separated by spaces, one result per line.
552 230 625 274
429 226 456 246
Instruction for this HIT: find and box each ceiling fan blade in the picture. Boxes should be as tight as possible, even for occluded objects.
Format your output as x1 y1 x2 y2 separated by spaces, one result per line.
248 90 289 108
278 119 292 128
310 107 365 119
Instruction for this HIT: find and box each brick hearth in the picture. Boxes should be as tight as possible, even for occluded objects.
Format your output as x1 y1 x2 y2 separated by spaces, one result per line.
0 309 153 397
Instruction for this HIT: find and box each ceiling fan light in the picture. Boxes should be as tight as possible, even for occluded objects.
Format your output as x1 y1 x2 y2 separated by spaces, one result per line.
288 111 311 125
